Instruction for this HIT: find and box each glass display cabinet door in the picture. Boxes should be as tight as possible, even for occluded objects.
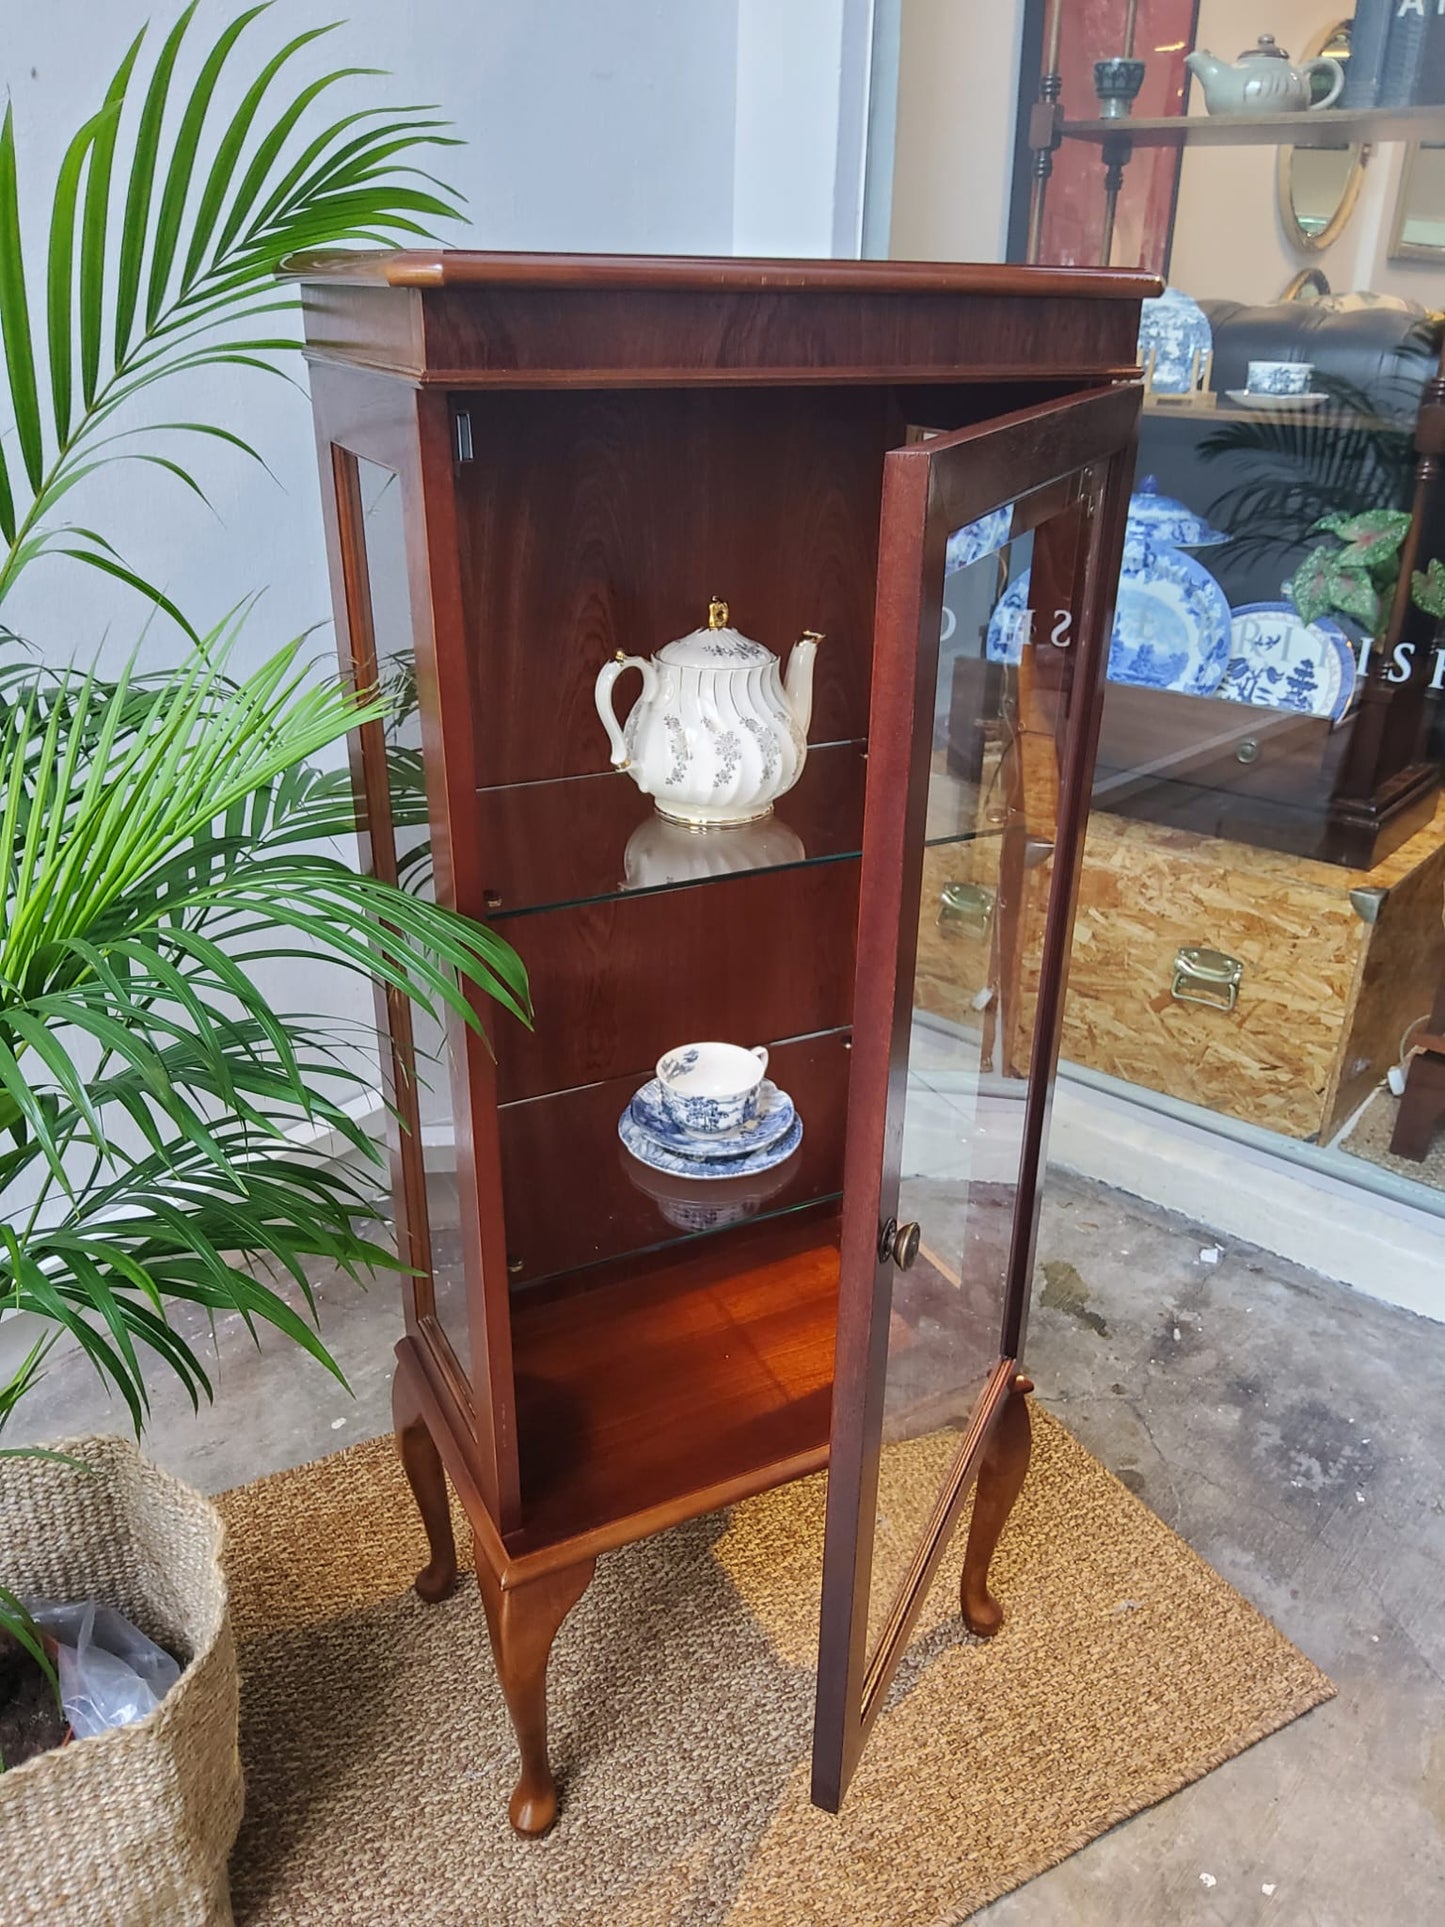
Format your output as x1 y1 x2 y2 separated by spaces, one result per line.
812 385 1140 1812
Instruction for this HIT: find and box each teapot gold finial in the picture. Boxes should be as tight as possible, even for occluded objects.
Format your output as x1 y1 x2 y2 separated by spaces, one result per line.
708 597 729 630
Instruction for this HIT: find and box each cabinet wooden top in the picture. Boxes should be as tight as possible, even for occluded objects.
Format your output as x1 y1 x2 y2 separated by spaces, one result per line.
290 249 1159 389
286 247 1161 302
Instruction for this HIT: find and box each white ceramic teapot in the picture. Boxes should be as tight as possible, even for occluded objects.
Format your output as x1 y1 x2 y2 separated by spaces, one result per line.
594 599 821 826
1185 35 1344 114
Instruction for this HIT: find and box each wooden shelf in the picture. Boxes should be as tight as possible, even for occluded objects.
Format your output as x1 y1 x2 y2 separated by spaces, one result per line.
1061 104 1445 149
506 1208 839 1556
1143 396 1400 429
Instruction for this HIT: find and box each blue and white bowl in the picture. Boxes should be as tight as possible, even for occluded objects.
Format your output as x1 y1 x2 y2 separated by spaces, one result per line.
656 1041 769 1138
1246 359 1313 397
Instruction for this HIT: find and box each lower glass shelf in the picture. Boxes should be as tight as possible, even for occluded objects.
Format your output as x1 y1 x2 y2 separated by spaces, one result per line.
498 1030 850 1287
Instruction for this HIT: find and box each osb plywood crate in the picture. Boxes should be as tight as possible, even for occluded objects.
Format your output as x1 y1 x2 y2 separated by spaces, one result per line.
1042 799 1445 1140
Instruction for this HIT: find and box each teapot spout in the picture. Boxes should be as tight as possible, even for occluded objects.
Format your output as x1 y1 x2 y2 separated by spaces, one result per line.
1184 48 1222 83
783 631 822 740
782 628 824 739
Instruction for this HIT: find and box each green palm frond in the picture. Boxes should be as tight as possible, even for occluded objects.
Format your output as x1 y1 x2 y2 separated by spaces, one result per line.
0 2 462 626
1196 373 1416 573
1 628 529 1426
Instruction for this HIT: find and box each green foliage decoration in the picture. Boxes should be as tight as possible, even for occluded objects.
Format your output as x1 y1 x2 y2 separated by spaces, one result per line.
1289 508 1445 640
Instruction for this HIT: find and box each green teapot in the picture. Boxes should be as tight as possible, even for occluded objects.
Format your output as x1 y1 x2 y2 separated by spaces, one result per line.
1186 34 1344 115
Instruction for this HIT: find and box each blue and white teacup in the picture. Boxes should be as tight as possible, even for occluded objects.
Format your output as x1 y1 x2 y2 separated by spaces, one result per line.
656 1041 769 1138
1246 359 1313 397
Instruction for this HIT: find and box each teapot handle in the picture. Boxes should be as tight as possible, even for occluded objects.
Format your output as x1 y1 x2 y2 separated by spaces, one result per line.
594 653 657 769
1304 57 1344 109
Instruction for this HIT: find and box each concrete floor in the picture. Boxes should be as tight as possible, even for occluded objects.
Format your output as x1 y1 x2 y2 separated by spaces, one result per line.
9 1169 1444 1927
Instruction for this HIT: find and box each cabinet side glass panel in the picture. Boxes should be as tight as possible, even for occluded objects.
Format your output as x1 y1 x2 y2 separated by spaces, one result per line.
863 497 1081 1660
338 451 472 1372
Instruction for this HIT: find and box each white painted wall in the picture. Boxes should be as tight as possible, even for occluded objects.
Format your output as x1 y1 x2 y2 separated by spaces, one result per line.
885 0 1025 263
1 0 873 1073
733 0 876 257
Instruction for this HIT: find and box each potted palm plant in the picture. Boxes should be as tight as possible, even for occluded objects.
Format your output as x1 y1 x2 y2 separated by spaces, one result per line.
0 10 514 1922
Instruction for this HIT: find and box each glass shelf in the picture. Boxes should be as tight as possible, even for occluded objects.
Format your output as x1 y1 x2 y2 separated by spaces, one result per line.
498 1030 851 1287
476 739 1000 922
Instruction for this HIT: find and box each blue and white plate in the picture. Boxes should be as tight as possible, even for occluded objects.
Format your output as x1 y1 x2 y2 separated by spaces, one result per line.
1139 287 1212 395
986 546 1232 696
946 504 1014 576
1216 603 1357 725
619 1102 803 1179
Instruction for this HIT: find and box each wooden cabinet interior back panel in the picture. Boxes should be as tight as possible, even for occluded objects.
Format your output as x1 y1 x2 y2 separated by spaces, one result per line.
492 860 860 1103
455 386 897 789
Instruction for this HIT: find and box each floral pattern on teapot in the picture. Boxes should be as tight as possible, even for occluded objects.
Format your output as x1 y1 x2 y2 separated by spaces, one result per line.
595 598 820 825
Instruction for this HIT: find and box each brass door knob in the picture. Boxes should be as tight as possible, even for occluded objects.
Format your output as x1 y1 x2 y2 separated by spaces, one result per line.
878 1218 922 1271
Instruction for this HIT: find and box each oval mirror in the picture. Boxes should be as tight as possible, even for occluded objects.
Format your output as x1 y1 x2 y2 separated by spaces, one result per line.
1278 23 1366 253
1391 142 1445 262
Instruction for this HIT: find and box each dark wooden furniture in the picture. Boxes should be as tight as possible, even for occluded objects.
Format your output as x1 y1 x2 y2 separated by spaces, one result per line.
296 249 1148 1834
1390 980 1445 1159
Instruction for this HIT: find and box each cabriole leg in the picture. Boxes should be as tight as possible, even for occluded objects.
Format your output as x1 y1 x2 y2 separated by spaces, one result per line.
476 1548 596 1836
960 1373 1033 1638
392 1367 459 1603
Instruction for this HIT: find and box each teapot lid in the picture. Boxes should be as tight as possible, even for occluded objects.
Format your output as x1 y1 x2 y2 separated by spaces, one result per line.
656 598 774 667
1238 32 1290 61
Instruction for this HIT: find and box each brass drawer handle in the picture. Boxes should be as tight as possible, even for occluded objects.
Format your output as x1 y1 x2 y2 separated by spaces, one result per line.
938 880 994 937
1171 946 1243 1013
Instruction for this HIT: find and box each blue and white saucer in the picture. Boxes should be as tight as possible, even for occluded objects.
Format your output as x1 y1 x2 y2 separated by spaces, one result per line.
619 1079 802 1178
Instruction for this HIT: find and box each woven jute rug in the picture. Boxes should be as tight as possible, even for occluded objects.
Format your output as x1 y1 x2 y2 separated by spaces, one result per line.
219 1410 1331 1927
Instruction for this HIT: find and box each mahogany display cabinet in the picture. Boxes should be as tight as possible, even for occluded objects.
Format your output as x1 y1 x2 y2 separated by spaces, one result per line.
296 249 1152 1832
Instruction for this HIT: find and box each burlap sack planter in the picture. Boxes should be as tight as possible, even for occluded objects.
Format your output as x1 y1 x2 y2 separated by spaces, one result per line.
0 1436 243 1926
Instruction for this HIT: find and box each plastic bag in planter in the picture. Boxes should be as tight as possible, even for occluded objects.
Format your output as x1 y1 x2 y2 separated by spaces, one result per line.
26 1598 181 1739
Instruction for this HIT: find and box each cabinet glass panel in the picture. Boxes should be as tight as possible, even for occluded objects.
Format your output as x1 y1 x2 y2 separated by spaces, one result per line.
343 454 471 1367
814 385 1140 1814
863 512 1045 1656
